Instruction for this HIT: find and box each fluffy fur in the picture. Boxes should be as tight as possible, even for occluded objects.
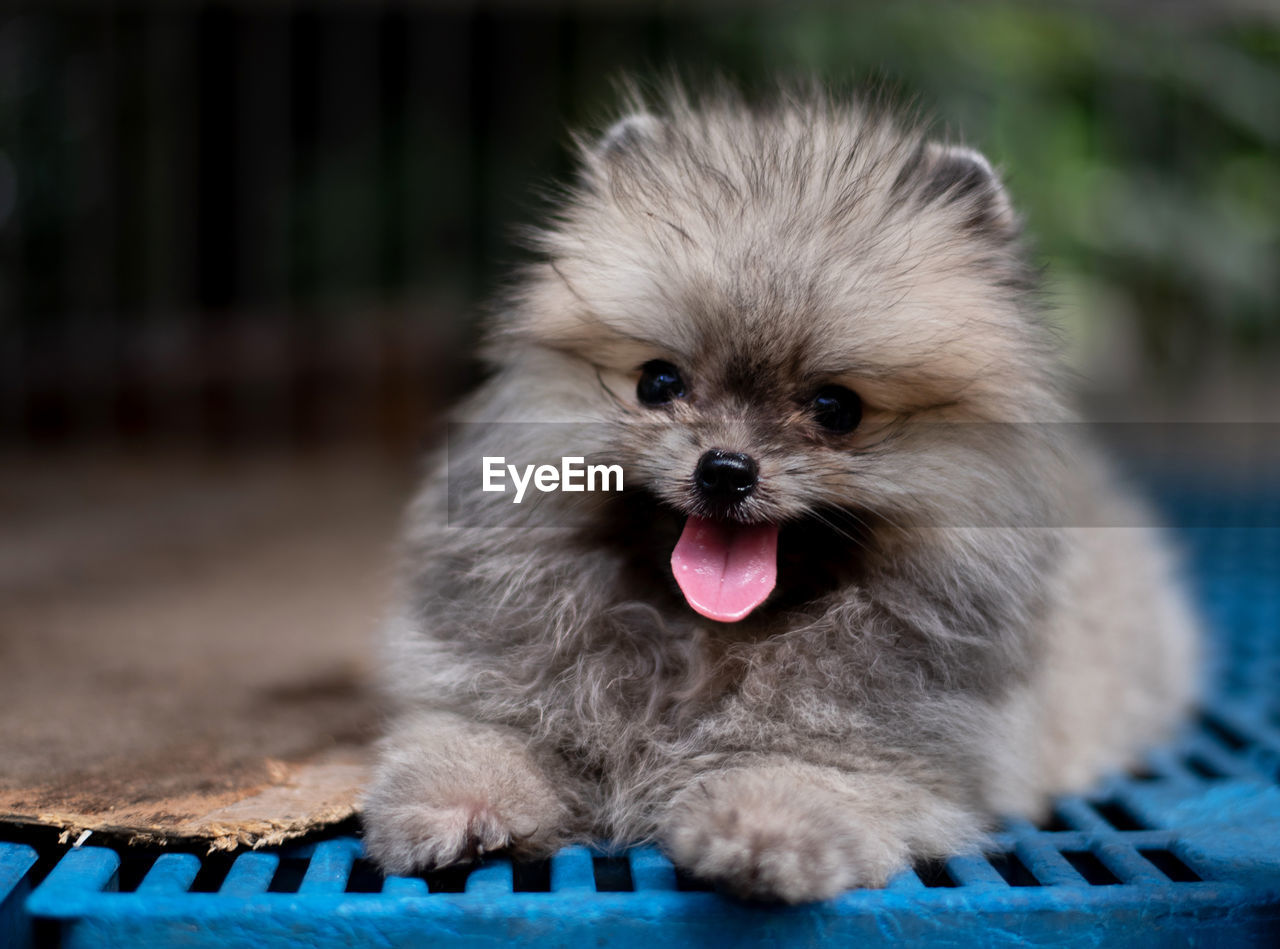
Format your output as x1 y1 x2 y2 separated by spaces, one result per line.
361 84 1199 901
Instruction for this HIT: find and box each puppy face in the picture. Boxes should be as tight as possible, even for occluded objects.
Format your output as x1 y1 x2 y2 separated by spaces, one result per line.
495 93 1066 622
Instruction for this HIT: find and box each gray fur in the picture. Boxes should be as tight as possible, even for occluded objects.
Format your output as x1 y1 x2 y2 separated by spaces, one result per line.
362 84 1199 901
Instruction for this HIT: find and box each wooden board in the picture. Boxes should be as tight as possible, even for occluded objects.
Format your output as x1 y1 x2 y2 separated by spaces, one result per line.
0 453 410 849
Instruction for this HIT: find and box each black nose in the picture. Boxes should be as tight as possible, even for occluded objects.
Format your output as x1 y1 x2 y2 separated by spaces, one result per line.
695 450 758 500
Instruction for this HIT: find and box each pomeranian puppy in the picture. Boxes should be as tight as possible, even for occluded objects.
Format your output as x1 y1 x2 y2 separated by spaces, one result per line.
362 84 1199 902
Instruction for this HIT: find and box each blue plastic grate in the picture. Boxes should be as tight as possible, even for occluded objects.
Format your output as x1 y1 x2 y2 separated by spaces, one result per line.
4 491 1280 948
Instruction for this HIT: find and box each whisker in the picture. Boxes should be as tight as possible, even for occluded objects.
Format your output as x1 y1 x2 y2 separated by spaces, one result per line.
805 507 874 554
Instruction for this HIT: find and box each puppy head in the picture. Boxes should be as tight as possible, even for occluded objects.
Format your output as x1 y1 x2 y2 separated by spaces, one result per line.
495 88 1067 622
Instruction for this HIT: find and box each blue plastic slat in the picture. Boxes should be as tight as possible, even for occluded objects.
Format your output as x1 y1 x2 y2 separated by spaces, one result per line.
549 846 595 892
945 854 1006 887
1142 746 1202 785
1013 839 1090 886
1211 704 1280 756
1182 736 1263 780
298 839 360 895
1053 797 1110 834
25 846 120 925
0 844 37 902
997 816 1040 837
463 858 513 896
628 847 678 891
381 876 429 897
34 846 119 898
219 853 279 897
136 854 201 893
1094 844 1167 886
885 868 926 891
0 844 38 949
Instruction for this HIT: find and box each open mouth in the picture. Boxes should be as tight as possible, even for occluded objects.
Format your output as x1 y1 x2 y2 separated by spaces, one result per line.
670 516 780 623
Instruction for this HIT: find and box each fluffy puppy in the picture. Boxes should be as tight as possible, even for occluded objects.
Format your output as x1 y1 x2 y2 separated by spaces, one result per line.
361 84 1199 902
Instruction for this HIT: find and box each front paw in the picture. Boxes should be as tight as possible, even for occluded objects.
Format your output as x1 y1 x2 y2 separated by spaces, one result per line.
361 714 570 875
362 795 537 875
663 767 905 903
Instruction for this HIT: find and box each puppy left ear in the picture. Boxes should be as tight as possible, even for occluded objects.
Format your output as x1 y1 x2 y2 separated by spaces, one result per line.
595 112 662 160
921 143 1018 238
581 112 663 184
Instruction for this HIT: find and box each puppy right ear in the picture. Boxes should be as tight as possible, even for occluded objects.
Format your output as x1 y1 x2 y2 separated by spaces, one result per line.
920 143 1019 239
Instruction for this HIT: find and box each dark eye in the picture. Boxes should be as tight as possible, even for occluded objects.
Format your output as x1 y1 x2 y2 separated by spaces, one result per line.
811 385 862 433
637 360 686 406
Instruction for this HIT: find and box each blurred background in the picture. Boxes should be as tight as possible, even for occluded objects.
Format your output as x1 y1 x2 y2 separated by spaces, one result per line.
2 0 1278 455
1 0 1278 850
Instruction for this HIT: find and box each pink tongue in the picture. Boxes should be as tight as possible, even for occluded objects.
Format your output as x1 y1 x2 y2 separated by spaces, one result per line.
670 517 779 623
